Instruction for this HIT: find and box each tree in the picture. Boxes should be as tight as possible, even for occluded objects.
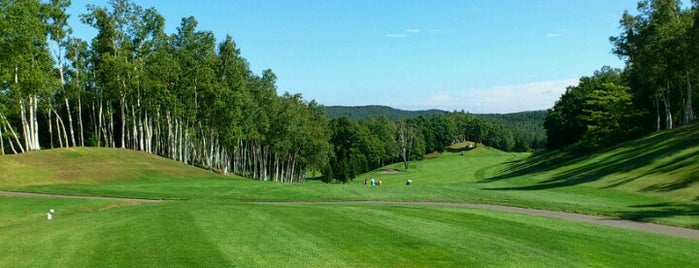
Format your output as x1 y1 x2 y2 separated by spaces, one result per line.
611 0 696 130
396 120 415 169
581 83 638 148
0 0 56 151
544 67 625 149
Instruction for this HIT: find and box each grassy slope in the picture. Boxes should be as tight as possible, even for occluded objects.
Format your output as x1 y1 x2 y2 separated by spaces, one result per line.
480 124 699 226
0 147 225 188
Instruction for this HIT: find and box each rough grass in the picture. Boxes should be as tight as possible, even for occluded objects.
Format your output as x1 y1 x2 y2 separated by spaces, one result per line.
0 147 224 188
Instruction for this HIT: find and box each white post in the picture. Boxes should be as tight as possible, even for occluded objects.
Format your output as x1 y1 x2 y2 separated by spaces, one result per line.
47 209 54 220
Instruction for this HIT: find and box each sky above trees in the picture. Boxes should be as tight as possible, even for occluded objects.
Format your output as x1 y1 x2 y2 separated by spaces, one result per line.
67 0 640 113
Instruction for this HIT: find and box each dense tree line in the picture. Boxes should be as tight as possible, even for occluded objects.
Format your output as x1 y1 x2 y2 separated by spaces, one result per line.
0 0 330 182
545 0 697 150
325 105 446 121
474 111 547 151
324 111 544 183
326 106 547 151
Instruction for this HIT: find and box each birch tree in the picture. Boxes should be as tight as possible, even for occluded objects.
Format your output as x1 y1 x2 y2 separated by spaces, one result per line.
396 120 415 170
1 0 55 151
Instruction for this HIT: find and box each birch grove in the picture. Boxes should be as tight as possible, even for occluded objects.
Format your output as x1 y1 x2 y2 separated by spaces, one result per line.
0 0 330 183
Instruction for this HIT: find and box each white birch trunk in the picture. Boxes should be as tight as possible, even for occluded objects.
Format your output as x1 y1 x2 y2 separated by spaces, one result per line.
47 109 54 148
664 91 673 130
20 99 29 150
0 117 3 155
120 96 126 149
131 102 138 150
55 109 69 148
55 109 64 148
685 69 694 124
98 102 103 147
109 104 115 148
65 98 75 147
290 152 297 183
32 95 39 150
78 96 84 147
1 113 25 154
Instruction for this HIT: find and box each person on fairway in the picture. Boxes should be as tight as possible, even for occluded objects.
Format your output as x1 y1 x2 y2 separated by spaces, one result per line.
370 178 376 186
378 179 383 186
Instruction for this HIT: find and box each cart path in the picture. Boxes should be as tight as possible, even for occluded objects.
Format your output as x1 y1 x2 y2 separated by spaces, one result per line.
253 201 699 240
2 191 697 240
0 191 167 203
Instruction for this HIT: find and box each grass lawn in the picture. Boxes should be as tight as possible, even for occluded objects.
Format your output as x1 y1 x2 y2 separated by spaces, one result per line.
4 136 699 227
1 197 697 267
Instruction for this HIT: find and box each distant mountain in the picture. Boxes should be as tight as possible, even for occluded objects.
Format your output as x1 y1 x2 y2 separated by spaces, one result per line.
324 105 446 121
325 105 546 122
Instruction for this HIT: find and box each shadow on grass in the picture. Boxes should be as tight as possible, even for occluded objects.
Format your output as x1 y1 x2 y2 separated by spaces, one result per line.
617 202 699 229
483 125 699 192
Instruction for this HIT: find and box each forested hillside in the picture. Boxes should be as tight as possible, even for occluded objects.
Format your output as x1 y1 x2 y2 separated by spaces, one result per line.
326 106 547 151
0 0 329 183
325 105 445 121
546 0 697 150
322 110 547 182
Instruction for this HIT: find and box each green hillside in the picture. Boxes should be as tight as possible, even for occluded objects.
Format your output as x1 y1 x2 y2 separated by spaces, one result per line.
0 147 226 188
494 124 699 201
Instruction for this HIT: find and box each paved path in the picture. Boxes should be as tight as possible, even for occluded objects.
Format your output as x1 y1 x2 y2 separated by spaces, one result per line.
254 201 699 240
0 191 166 203
2 191 698 240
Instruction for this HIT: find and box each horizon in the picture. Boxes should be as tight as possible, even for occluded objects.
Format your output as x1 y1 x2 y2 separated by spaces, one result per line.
67 0 636 113
323 104 546 115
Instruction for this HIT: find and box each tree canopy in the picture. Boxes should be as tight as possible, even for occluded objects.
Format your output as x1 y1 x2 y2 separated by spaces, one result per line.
0 0 330 183
546 0 698 151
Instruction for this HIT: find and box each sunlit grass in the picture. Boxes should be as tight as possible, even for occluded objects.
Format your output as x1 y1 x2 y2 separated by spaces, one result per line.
1 198 697 267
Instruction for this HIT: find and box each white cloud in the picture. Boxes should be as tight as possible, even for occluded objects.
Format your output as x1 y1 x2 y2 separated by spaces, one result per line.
402 78 578 113
386 29 422 38
430 93 454 102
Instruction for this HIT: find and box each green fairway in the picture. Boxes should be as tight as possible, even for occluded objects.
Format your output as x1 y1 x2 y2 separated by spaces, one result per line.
1 197 698 267
2 125 699 266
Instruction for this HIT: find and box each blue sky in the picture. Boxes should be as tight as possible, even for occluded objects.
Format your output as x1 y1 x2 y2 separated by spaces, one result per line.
67 0 639 113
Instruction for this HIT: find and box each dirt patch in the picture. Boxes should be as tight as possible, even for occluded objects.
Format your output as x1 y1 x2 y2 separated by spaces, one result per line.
378 169 404 174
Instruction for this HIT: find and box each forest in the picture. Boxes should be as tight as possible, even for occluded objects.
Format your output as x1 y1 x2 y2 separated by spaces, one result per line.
0 0 332 183
322 110 547 182
545 0 697 150
2 0 696 183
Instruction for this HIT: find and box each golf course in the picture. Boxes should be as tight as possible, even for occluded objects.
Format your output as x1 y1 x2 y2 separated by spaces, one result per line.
1 125 698 267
